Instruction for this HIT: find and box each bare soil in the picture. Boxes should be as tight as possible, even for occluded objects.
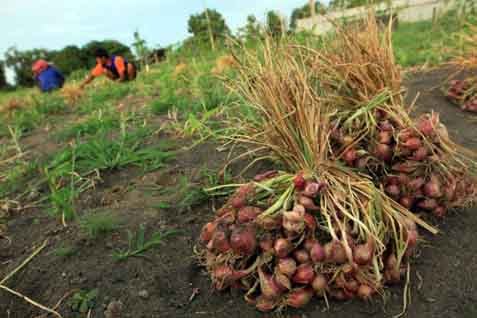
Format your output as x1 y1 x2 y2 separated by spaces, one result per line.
1 68 477 318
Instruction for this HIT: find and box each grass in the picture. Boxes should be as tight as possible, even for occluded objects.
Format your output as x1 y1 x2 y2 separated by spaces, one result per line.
112 224 179 261
53 245 78 258
80 211 120 239
55 110 119 141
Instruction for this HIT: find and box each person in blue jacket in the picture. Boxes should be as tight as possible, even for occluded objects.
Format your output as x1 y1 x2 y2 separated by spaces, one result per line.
32 59 65 92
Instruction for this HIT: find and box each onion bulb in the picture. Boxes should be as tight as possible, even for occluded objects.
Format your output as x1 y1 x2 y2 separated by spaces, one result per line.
292 264 315 285
286 288 314 308
274 238 292 258
230 226 257 255
312 274 328 296
277 258 297 277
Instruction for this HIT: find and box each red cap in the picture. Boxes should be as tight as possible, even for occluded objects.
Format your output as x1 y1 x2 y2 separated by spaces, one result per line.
32 59 49 75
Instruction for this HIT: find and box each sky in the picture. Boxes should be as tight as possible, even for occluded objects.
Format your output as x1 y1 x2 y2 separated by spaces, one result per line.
0 0 327 82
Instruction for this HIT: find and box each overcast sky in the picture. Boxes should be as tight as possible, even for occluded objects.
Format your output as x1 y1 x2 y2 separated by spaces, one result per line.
0 0 328 57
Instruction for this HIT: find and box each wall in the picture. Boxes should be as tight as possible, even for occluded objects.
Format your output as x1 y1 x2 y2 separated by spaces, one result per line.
296 0 459 35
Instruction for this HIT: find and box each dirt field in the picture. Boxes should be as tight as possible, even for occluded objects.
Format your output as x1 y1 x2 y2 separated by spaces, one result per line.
1 68 476 318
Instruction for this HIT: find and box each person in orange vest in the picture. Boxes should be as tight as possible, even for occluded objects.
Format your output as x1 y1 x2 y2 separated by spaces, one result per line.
80 48 136 89
32 59 64 92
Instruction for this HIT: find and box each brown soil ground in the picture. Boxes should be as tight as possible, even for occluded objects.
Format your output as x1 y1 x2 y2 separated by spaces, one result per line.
1 68 477 318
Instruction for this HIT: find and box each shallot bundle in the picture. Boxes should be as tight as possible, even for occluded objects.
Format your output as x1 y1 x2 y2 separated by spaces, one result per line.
199 172 424 312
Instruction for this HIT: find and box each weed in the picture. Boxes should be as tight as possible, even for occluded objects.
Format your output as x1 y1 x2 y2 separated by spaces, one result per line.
113 224 179 261
54 245 78 257
80 212 120 239
175 176 209 211
69 289 98 314
55 111 119 141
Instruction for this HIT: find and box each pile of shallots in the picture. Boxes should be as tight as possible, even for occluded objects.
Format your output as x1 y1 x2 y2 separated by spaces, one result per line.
334 112 477 218
447 79 477 113
199 178 418 312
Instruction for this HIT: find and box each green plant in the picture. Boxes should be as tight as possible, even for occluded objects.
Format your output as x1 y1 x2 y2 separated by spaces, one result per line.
80 212 120 239
53 245 77 257
69 289 98 314
113 225 179 261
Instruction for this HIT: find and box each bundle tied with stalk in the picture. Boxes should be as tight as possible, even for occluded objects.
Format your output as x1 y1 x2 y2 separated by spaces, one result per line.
445 23 477 112
311 14 477 216
196 12 457 313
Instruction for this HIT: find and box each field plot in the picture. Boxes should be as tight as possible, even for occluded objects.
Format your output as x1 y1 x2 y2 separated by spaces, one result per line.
1 10 477 318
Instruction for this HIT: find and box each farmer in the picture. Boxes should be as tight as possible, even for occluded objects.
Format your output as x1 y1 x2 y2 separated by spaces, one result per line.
80 48 136 89
32 59 65 92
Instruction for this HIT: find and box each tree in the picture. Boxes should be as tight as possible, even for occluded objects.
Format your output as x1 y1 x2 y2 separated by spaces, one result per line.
187 9 230 46
266 11 286 38
238 14 262 42
0 61 7 90
132 30 151 71
290 1 327 30
4 46 52 87
50 45 86 77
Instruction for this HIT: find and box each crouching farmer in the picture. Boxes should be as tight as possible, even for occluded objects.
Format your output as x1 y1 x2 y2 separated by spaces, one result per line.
32 59 65 92
80 48 136 89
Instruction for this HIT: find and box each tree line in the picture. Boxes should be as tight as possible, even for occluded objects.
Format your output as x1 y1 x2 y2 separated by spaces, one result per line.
0 1 382 89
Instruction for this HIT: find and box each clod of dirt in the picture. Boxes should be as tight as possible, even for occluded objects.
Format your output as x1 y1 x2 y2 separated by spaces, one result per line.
104 300 123 318
138 290 149 299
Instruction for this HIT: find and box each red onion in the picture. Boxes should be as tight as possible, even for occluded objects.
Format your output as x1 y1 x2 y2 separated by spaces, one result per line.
343 148 358 165
375 143 393 162
397 173 410 186
293 249 310 264
216 206 234 217
423 175 442 198
230 195 246 209
345 279 359 293
258 267 282 299
398 128 416 142
283 208 305 233
217 211 235 225
286 288 314 308
310 242 326 263
417 113 439 136
330 288 347 301
298 195 319 211
399 196 414 209
357 284 374 300
402 137 422 150
312 274 328 296
304 238 316 251
292 264 315 284
379 120 394 131
230 226 257 255
274 238 293 258
259 234 274 252
405 229 419 258
256 215 282 230
277 257 297 277
378 131 393 144
385 184 400 199
255 296 276 312
237 206 262 223
433 206 446 218
444 179 457 201
210 230 231 253
302 181 323 198
200 222 217 242
213 265 249 290
385 175 400 185
392 161 417 173
324 241 347 264
353 239 374 265
274 272 291 292
304 213 317 230
355 156 371 169
417 198 438 211
410 146 428 161
293 173 306 190
408 177 425 191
